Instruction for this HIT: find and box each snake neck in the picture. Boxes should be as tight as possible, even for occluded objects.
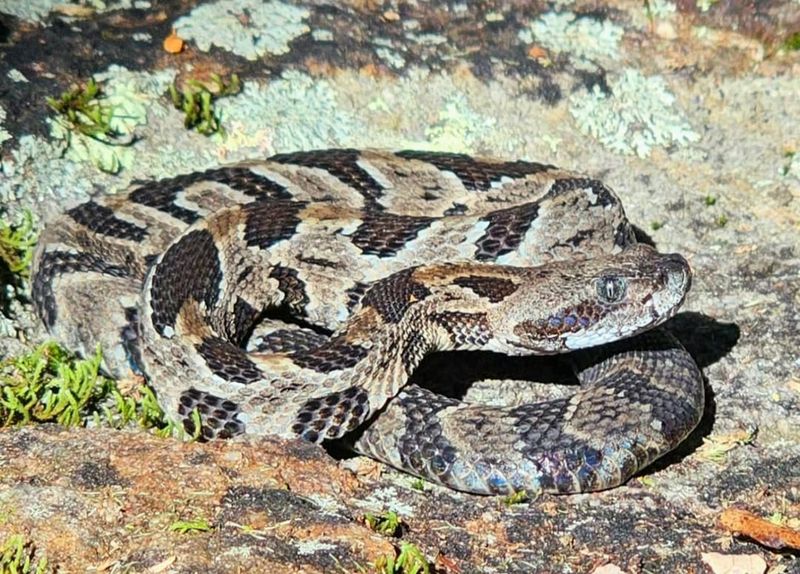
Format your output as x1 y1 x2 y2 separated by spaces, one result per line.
282 293 494 443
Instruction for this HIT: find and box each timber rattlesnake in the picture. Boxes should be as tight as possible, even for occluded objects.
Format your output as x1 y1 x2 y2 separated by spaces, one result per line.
31 149 703 494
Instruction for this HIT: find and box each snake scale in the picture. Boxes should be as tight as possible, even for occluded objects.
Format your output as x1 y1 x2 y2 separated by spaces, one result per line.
31 149 704 495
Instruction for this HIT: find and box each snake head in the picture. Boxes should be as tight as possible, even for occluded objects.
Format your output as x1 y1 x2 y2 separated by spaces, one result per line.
489 243 691 354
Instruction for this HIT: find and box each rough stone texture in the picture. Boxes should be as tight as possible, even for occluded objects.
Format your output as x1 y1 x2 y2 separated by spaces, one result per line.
0 0 799 572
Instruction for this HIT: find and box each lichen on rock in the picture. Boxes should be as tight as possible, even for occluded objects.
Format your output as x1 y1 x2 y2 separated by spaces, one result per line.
174 0 310 61
569 69 699 158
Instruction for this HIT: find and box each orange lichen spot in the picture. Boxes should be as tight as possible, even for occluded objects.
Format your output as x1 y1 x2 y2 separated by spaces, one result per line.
527 45 551 66
163 29 185 54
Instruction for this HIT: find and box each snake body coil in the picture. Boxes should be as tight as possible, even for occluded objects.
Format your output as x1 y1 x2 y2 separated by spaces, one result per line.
32 149 703 494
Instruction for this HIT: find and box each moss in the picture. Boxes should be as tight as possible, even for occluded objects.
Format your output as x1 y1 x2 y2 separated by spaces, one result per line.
47 77 133 174
374 542 430 574
168 74 241 136
782 32 800 52
48 66 176 175
0 535 48 574
169 518 212 534
0 210 36 279
364 510 402 537
502 490 530 506
46 79 119 143
698 427 756 463
0 342 174 435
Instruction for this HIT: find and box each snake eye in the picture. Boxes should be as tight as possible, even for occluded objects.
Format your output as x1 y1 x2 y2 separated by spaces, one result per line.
596 275 627 304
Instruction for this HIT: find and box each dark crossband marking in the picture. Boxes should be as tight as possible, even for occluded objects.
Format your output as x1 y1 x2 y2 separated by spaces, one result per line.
345 281 370 312
67 201 148 242
453 275 519 302
196 336 263 385
443 203 468 216
548 177 618 208
242 200 305 249
229 296 261 346
269 149 385 202
431 311 493 347
475 202 540 261
395 386 461 480
149 229 222 336
32 251 132 329
269 265 310 313
615 222 635 248
396 150 554 192
291 385 371 442
121 306 143 374
202 167 293 200
562 229 592 248
130 168 291 224
178 387 246 440
509 398 588 493
399 328 428 374
361 267 431 324
252 328 328 354
350 213 435 257
290 339 369 373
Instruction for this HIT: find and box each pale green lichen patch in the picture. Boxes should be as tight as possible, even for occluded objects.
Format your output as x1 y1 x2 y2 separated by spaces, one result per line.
0 0 61 21
216 71 366 152
644 0 677 19
569 69 699 158
48 66 176 174
174 0 310 61
0 0 143 22
424 93 497 151
7 69 28 84
518 11 624 64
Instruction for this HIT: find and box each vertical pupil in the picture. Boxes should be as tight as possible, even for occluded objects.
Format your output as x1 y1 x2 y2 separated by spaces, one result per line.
606 280 616 299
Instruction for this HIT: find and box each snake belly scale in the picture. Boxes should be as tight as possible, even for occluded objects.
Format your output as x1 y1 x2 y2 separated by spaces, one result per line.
31 149 704 495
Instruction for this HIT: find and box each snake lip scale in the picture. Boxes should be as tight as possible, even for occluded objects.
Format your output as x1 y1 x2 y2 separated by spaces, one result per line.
31 148 704 495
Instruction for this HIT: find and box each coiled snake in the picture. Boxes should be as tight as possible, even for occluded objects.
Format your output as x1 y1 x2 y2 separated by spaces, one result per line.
31 149 703 494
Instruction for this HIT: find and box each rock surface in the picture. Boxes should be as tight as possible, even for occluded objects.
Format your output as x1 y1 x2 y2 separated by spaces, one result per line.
0 1 799 572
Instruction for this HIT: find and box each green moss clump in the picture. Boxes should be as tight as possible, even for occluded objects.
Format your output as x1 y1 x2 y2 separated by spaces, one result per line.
375 542 430 574
502 490 529 506
0 210 36 279
168 73 241 136
46 79 118 142
0 342 173 435
0 534 48 574
365 510 402 537
169 518 212 534
783 32 800 52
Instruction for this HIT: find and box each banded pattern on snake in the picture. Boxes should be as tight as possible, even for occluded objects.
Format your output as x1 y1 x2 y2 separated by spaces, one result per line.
31 149 704 494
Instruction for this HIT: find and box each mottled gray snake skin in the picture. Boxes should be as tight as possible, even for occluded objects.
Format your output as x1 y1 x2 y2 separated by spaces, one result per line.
31 149 704 495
